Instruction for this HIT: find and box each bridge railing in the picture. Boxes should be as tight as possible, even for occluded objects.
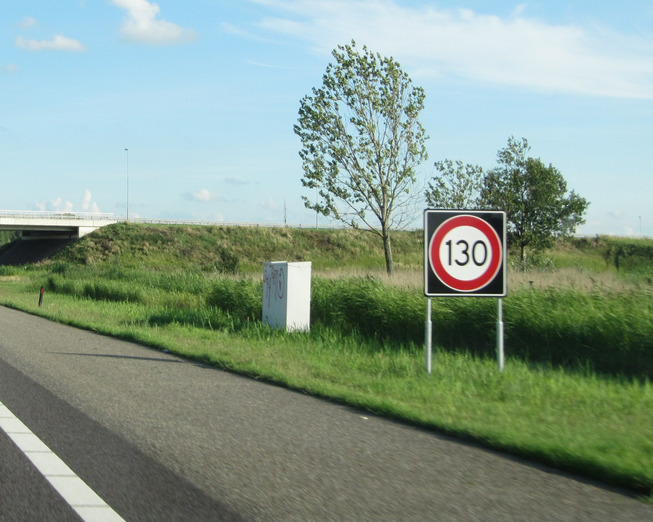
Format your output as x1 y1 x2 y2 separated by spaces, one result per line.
0 210 117 221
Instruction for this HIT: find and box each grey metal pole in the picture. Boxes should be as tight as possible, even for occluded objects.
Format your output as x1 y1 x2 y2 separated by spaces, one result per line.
425 298 432 374
497 298 504 371
125 148 129 222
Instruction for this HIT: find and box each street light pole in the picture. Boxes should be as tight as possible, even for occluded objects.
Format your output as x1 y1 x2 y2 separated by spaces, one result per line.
315 185 318 229
125 148 129 222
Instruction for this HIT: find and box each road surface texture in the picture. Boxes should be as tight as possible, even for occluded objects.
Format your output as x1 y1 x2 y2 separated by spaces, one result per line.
1 306 651 521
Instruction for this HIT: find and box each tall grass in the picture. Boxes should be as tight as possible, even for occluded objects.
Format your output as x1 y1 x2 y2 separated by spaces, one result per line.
506 288 653 378
31 264 653 380
311 277 424 342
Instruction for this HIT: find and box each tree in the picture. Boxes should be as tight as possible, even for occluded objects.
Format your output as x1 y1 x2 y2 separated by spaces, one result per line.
425 159 484 209
294 41 428 275
481 137 589 264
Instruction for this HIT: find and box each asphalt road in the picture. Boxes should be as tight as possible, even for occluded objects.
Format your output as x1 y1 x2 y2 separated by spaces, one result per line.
0 305 651 521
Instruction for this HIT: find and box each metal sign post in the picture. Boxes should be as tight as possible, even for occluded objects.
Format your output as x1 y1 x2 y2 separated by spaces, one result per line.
425 298 432 374
497 298 504 371
424 210 507 372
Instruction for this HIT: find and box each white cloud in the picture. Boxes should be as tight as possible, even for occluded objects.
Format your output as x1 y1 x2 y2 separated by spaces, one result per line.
36 198 74 212
224 177 249 185
1 64 18 74
17 17 38 28
189 211 225 222
82 189 93 210
34 191 101 213
260 197 280 211
183 188 222 202
248 0 653 99
81 189 101 213
16 34 86 52
111 0 197 45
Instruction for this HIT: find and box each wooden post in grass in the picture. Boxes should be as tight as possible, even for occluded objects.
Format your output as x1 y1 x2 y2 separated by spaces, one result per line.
38 286 44 307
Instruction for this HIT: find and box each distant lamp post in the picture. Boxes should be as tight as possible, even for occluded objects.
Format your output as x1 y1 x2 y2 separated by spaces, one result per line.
125 148 129 222
315 185 318 229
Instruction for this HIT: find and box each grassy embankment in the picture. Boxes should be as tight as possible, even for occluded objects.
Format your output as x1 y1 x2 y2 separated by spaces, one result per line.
0 224 651 500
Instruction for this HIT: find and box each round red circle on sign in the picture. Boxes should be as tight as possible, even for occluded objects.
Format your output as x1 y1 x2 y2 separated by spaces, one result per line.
429 214 502 292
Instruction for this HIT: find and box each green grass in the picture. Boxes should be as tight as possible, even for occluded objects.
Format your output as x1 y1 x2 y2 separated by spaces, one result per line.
0 224 652 500
46 222 422 273
34 264 653 380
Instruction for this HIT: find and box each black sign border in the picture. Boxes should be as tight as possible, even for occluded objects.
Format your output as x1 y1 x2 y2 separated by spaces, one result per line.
424 209 507 297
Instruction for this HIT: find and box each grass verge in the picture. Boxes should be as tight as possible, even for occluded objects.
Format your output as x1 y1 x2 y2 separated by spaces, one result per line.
1 275 651 501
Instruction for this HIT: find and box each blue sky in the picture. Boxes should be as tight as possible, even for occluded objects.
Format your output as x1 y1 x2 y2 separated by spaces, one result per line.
2 1 652 236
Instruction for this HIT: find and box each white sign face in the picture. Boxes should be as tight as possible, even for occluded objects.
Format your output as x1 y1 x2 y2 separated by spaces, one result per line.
437 225 495 284
424 210 506 297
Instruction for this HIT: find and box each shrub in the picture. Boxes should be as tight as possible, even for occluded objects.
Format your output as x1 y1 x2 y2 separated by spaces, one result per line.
215 245 240 274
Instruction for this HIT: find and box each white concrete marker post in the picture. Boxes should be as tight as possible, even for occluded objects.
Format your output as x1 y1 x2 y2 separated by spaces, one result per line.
262 261 311 332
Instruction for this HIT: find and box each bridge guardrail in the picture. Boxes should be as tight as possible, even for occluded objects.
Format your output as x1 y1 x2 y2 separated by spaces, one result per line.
0 211 406 231
0 211 117 221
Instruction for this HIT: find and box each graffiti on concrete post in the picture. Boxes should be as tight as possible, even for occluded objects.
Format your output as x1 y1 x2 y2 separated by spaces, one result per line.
263 264 285 308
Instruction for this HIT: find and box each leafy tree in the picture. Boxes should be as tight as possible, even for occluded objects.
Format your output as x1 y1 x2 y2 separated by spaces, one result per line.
425 159 484 209
294 41 428 274
481 137 589 264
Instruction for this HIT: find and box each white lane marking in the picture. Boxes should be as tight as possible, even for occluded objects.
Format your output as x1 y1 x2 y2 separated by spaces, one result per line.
0 401 125 522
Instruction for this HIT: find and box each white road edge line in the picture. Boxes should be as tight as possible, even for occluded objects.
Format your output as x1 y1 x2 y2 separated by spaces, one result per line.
0 400 125 522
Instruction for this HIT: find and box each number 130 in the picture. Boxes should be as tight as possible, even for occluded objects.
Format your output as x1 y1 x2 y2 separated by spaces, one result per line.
445 239 488 266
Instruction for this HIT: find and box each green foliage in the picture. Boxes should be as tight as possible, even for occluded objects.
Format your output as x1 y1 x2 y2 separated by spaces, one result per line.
426 159 484 209
481 137 589 262
569 236 653 276
506 289 653 379
0 231 20 252
206 278 262 321
295 40 429 274
16 227 653 381
601 238 653 275
0 265 22 276
45 274 144 303
312 277 423 342
36 267 653 380
313 279 653 380
215 245 240 274
148 307 237 331
48 223 422 274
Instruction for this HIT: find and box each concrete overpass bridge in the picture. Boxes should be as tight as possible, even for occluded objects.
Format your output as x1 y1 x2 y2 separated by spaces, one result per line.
0 211 121 239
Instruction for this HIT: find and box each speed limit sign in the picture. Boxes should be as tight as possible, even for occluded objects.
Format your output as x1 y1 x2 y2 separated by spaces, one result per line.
424 210 506 296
